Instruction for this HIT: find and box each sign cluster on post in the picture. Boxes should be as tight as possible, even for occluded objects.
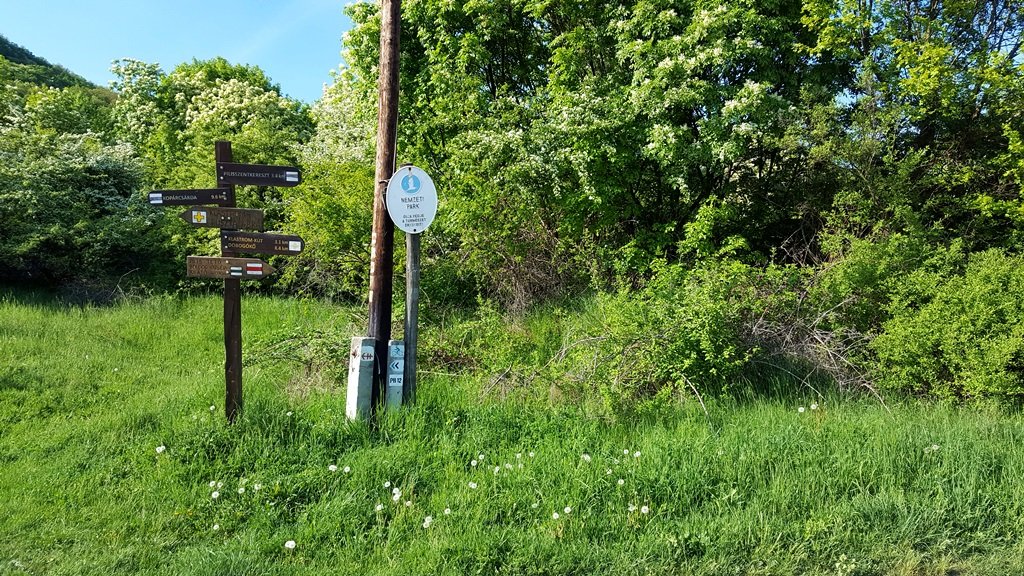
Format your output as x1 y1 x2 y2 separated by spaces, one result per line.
346 164 438 420
148 141 303 422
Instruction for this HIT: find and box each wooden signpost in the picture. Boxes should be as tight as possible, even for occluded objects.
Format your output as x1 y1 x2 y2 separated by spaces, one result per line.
149 141 303 422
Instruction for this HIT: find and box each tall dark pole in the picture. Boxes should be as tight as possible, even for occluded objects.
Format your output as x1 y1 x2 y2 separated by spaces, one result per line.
368 0 401 412
216 140 242 422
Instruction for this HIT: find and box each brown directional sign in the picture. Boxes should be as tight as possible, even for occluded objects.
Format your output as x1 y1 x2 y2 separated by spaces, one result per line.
221 231 304 255
179 206 265 231
187 256 276 279
148 189 231 206
217 162 302 187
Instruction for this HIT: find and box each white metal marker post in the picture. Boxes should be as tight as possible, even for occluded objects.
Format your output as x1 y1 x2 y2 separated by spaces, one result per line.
386 165 438 404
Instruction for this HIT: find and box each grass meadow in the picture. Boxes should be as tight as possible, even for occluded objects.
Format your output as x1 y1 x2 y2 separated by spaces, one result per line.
2 291 1024 575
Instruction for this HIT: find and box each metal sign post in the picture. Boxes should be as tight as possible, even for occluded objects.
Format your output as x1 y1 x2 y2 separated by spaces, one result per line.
385 165 438 406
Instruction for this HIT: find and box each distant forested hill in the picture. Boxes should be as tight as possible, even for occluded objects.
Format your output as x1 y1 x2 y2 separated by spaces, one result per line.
0 33 94 89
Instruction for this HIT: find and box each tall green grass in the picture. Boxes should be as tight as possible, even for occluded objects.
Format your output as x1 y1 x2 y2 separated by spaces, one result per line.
2 292 1023 575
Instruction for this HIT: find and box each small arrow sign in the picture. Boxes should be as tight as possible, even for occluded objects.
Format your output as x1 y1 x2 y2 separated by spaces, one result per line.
187 256 276 279
217 162 302 187
221 231 304 255
148 189 232 206
389 360 403 372
178 206 265 231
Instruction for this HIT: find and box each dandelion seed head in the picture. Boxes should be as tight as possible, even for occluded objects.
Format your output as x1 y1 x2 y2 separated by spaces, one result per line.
237 487 245 494
529 451 535 458
253 483 261 491
210 405 216 411
798 406 806 413
468 481 478 489
494 465 501 474
392 494 401 502
564 506 572 514
641 505 650 514
211 491 220 499
532 502 539 509
628 504 637 512
634 451 641 458
811 403 819 410
478 453 485 461
618 478 625 486
209 480 217 488
606 468 612 475
504 463 512 469
155 445 166 454
552 512 560 520
384 481 391 488
328 464 338 472
286 411 293 417
471 459 478 467
516 453 522 459
404 500 411 507
375 503 384 511
444 507 451 515
582 453 591 462
213 523 219 530
284 540 296 549
217 482 223 489
343 466 351 473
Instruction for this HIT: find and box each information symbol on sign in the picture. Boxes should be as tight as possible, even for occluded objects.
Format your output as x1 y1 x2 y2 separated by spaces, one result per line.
402 174 421 194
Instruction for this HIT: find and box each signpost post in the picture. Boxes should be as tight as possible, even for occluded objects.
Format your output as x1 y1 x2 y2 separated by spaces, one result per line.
386 165 438 405
148 141 303 422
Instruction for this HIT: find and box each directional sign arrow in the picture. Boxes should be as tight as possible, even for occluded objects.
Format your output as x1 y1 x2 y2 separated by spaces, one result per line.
187 256 276 279
217 162 302 187
221 231 304 256
179 206 265 231
148 189 232 206
389 360 403 372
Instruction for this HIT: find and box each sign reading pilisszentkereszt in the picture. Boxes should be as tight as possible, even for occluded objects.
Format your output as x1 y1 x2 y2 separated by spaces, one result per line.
217 162 302 187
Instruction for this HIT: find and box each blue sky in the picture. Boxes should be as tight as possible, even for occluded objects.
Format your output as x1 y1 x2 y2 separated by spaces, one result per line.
1 0 353 103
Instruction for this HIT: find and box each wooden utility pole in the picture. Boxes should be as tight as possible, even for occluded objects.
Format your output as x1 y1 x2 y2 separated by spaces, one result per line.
216 140 243 423
367 0 402 412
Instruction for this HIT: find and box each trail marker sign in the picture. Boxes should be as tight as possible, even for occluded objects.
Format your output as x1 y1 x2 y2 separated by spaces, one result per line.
217 162 302 187
386 165 437 234
179 207 265 230
220 231 304 255
187 256 275 279
149 189 231 206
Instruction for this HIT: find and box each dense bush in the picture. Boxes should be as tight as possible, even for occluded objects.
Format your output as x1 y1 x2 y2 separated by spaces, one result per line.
871 249 1024 399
